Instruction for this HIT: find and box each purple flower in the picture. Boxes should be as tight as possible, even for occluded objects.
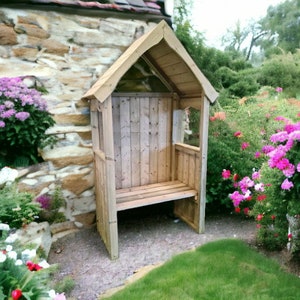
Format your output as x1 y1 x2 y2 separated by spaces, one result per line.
0 120 5 128
1 109 16 118
35 194 52 210
15 111 30 121
281 178 294 190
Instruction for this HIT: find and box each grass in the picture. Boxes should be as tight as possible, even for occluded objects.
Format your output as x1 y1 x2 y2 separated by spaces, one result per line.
102 239 300 300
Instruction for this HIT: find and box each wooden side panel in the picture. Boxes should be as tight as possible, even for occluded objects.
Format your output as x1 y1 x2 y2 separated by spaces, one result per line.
92 98 118 260
173 143 201 232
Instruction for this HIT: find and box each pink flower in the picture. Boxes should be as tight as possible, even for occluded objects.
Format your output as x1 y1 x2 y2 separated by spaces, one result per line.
275 87 283 93
234 131 242 138
281 178 294 190
252 171 260 180
256 214 263 221
222 169 231 179
54 293 67 300
229 191 244 207
254 151 261 158
241 142 249 150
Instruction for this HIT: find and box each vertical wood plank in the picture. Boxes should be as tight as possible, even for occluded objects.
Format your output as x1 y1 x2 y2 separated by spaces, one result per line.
130 96 141 187
140 97 150 185
149 97 159 183
120 96 131 188
112 97 122 189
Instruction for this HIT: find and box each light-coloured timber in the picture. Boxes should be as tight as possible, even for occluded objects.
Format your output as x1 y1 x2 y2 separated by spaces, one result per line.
82 20 218 259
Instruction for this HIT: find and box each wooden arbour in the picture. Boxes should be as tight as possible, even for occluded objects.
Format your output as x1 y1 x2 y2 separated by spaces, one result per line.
82 20 218 259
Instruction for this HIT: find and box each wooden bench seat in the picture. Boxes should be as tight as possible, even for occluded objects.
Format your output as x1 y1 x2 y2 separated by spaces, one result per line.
116 180 197 211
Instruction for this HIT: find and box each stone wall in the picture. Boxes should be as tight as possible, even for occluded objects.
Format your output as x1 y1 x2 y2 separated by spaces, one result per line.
0 7 158 225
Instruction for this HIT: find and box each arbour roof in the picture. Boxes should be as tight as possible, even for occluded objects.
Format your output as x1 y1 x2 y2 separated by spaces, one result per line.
82 20 218 108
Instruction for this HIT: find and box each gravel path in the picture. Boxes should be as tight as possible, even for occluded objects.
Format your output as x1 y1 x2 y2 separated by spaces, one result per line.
48 207 256 300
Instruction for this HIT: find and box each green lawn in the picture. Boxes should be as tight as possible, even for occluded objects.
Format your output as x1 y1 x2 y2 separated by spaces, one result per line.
102 239 300 300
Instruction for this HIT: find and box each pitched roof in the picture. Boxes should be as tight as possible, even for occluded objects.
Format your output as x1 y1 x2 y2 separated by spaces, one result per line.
82 20 218 106
1 0 171 20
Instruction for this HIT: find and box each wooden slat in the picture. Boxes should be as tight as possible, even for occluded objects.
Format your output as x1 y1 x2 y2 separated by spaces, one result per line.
116 181 197 211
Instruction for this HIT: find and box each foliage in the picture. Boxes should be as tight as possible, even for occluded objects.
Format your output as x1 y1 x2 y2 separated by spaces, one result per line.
227 114 300 252
104 239 300 300
259 0 300 54
0 184 40 229
0 242 66 300
0 77 56 168
257 52 300 97
36 187 66 224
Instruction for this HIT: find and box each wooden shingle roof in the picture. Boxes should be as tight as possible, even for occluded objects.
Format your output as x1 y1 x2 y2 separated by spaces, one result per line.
82 20 218 106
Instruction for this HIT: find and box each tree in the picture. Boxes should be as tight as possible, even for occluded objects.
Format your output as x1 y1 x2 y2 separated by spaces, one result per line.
259 0 300 54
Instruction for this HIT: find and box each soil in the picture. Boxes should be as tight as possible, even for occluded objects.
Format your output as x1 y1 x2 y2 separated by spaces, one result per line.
48 205 300 300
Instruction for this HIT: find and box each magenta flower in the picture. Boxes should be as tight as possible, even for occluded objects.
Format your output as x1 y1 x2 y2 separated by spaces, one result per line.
275 87 283 93
0 121 5 128
229 191 245 207
270 131 289 143
241 142 249 150
222 169 231 179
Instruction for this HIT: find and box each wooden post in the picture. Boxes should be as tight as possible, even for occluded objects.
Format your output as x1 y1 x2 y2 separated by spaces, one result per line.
102 96 119 259
198 96 210 233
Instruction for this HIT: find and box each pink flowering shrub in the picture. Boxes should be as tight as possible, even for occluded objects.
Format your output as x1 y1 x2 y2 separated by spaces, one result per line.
226 117 300 251
0 77 55 167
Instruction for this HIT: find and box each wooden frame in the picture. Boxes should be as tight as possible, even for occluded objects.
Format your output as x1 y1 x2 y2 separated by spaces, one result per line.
82 21 218 259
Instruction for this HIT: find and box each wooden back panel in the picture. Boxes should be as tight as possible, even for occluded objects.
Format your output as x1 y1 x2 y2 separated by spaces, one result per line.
112 93 173 189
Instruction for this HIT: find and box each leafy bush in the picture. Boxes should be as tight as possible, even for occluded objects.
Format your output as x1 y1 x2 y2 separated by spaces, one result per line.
257 52 300 97
0 77 56 168
0 185 41 229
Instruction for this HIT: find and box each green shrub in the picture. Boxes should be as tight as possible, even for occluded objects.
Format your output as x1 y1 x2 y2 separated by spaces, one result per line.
0 185 41 229
0 77 56 168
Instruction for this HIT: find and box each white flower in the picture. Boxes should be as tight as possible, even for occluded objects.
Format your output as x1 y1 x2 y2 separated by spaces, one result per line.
7 250 17 260
21 248 36 261
6 245 13 252
0 223 10 231
39 259 50 269
0 252 7 263
48 290 56 299
15 259 23 266
5 233 18 244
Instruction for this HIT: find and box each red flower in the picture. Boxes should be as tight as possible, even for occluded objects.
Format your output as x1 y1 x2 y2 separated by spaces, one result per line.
233 173 239 181
243 207 249 215
235 207 241 213
257 194 267 201
12 289 22 300
271 215 276 220
26 261 43 271
288 233 293 240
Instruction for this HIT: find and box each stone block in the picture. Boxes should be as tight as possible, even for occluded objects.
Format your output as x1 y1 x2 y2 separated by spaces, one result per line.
0 24 17 45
